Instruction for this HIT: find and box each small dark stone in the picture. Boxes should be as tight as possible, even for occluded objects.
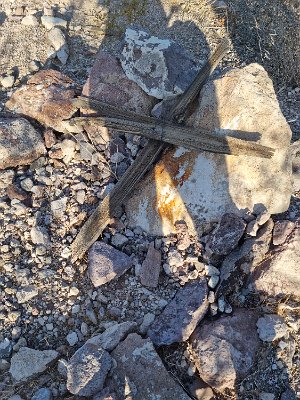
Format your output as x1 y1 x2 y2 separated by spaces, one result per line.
208 213 246 255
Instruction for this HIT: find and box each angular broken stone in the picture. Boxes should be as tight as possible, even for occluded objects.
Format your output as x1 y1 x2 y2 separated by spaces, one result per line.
0 169 14 189
67 343 112 397
16 285 39 304
88 241 132 287
0 118 46 169
6 70 77 132
120 27 198 99
190 309 260 390
9 347 58 382
110 333 190 400
140 242 161 287
126 64 292 236
216 219 274 297
272 220 295 245
208 213 246 255
256 314 288 342
147 278 208 346
86 321 137 351
247 224 300 297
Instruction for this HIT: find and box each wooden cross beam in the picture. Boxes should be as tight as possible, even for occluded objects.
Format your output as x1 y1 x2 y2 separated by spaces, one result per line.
70 39 272 261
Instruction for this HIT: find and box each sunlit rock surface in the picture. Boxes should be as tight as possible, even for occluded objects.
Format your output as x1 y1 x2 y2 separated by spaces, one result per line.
126 64 292 235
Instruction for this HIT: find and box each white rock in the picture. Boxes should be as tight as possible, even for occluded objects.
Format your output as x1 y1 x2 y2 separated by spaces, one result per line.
48 27 66 51
208 275 219 289
51 197 67 218
205 264 220 276
20 177 33 191
0 169 14 189
21 15 39 26
9 347 58 382
16 286 38 304
126 64 292 235
41 16 67 30
1 75 15 88
30 226 51 248
256 314 288 342
66 331 78 346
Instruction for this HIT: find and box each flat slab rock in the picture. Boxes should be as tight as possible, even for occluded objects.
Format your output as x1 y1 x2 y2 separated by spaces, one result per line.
110 333 191 400
147 278 208 346
190 309 260 391
6 70 77 132
67 343 112 396
88 241 132 286
248 223 300 297
9 347 58 382
126 63 292 236
0 118 45 169
120 27 198 99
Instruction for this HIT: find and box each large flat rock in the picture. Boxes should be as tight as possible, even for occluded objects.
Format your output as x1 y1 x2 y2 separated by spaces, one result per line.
125 63 292 235
190 309 260 391
0 118 46 169
110 333 191 400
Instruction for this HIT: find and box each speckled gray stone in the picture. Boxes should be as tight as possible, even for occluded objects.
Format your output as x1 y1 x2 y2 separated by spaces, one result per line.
67 343 112 396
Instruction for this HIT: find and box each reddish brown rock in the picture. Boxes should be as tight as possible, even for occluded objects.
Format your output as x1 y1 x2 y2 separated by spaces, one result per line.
248 224 300 297
110 333 190 400
6 70 77 132
81 51 155 143
190 309 260 391
147 278 208 346
44 128 57 148
140 242 161 288
6 184 28 201
0 118 46 169
82 51 155 115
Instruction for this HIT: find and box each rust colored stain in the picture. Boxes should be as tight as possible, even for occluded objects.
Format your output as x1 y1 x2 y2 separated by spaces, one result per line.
154 148 197 230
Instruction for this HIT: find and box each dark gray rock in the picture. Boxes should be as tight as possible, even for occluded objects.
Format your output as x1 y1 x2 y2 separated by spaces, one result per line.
0 118 46 170
217 219 274 297
140 242 161 287
88 241 132 287
110 333 190 400
120 27 198 99
31 387 52 400
280 389 297 400
247 224 300 297
190 309 260 391
0 338 12 359
147 278 208 346
208 213 246 255
67 343 112 396
256 314 288 342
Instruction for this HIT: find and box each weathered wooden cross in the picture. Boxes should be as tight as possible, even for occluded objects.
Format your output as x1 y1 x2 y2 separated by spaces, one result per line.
70 39 274 261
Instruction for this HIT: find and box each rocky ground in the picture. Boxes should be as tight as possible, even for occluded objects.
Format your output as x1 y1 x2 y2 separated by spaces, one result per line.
0 1 300 400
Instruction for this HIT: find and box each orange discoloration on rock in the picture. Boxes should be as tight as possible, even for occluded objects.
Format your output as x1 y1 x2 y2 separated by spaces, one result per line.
154 147 197 234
